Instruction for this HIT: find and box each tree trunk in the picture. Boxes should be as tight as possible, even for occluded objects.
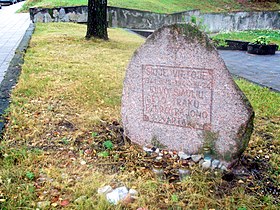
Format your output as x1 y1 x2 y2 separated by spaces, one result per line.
86 0 108 40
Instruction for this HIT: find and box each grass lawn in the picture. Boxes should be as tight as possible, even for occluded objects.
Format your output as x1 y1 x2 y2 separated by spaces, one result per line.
0 23 279 209
21 0 280 13
212 30 280 46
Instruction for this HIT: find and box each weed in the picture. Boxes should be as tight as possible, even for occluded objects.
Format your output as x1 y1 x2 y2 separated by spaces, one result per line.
61 137 69 145
103 140 113 150
98 151 109 157
26 171 35 180
151 136 167 149
113 154 119 161
211 36 229 47
190 15 197 24
171 194 179 202
189 15 208 32
91 132 98 137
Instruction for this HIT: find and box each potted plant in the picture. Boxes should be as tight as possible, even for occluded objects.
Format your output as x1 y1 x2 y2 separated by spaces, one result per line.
247 36 278 55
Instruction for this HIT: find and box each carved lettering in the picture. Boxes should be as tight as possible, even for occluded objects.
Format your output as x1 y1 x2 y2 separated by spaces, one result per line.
142 65 213 130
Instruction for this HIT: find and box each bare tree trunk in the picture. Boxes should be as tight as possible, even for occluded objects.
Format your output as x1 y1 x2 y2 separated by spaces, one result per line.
86 0 108 40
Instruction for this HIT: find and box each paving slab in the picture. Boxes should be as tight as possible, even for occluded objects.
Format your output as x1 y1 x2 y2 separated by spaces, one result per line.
219 50 280 92
0 2 30 84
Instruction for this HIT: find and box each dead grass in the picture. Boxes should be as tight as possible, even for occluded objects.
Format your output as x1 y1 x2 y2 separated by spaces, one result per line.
0 23 279 209
4 23 143 147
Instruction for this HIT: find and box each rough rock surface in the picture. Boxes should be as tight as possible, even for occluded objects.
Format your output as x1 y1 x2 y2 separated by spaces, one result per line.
121 23 254 167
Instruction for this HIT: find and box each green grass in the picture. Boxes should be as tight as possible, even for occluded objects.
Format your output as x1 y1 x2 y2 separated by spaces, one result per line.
20 0 280 13
0 147 42 207
212 30 280 46
0 23 279 209
236 79 280 118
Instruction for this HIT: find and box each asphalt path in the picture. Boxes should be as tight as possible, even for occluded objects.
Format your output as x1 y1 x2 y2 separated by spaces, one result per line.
219 50 280 92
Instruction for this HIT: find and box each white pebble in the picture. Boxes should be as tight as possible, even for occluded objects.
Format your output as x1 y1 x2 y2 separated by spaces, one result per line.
202 160 211 170
178 151 191 160
106 186 128 205
191 154 202 163
211 159 220 170
221 165 228 171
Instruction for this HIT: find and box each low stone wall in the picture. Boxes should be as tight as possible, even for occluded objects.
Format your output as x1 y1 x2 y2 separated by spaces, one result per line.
29 6 88 23
29 6 280 32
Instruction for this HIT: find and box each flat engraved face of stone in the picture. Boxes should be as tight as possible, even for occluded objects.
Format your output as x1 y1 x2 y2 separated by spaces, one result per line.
142 65 213 131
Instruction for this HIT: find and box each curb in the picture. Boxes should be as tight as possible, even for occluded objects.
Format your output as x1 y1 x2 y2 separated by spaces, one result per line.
0 23 35 137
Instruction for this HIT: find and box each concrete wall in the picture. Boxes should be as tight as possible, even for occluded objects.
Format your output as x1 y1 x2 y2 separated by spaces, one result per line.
29 6 280 32
202 11 280 32
108 7 200 29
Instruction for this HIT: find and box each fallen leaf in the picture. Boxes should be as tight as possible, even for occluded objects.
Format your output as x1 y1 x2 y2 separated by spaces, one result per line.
60 199 70 206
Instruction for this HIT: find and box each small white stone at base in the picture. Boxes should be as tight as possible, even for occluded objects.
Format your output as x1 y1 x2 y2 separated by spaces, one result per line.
221 165 228 171
191 155 202 163
202 160 211 169
199 159 204 166
106 186 129 205
178 151 191 160
211 159 220 170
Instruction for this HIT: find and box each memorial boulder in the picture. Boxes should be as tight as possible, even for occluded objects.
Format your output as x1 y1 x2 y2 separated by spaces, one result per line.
121 24 254 167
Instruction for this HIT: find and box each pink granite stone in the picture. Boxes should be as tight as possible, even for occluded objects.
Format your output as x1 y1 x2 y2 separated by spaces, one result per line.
121 24 254 167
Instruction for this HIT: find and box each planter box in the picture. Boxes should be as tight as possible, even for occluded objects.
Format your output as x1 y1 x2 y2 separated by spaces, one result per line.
217 40 250 51
247 43 278 55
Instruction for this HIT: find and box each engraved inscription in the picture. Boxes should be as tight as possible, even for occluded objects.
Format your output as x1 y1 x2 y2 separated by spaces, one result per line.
142 65 213 130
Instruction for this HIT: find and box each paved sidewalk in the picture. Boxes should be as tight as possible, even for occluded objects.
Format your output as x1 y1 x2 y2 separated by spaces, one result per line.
0 2 30 83
219 50 280 92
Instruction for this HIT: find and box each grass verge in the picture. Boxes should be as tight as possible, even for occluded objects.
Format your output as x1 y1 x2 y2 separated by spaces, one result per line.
0 23 279 209
212 30 280 46
20 0 280 13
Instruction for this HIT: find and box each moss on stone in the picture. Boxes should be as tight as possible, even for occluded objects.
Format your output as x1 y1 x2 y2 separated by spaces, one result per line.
151 136 167 149
171 23 215 51
234 111 254 159
202 130 219 156
147 23 215 51
223 150 232 162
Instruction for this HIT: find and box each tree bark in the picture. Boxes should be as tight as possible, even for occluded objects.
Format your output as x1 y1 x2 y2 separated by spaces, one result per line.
86 0 108 40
